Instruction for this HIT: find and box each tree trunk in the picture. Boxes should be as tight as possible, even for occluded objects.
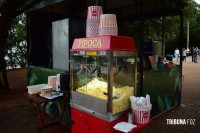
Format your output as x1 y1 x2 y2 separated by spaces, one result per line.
161 18 166 57
162 33 166 57
0 48 9 90
187 20 190 50
0 24 11 90
0 51 9 90
0 12 13 90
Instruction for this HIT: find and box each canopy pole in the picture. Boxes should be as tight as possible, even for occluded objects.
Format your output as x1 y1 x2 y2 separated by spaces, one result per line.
139 0 144 96
179 11 184 105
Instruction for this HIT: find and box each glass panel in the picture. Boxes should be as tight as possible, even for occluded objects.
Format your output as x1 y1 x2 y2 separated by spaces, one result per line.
112 53 136 114
71 52 108 100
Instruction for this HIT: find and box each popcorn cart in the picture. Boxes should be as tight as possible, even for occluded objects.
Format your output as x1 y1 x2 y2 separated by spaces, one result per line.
70 35 137 133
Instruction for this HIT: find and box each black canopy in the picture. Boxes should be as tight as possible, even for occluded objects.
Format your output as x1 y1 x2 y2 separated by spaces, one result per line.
26 0 186 20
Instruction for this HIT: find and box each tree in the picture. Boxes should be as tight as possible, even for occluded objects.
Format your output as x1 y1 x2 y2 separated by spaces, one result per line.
119 0 200 56
6 14 27 69
184 0 199 49
119 16 181 56
0 0 41 90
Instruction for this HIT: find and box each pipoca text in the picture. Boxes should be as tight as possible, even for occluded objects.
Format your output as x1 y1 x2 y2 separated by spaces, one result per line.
77 38 103 48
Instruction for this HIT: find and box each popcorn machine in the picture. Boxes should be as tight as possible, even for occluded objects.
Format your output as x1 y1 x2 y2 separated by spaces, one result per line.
70 35 137 133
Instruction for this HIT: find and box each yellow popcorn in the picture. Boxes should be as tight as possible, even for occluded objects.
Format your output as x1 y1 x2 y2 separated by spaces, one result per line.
76 78 134 114
76 78 108 100
112 86 134 114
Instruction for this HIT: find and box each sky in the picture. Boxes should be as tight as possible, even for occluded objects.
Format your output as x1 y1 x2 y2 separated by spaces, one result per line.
194 0 200 4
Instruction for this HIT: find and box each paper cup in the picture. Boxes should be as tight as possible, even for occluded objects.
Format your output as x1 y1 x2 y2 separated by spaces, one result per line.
86 18 100 37
87 6 103 19
98 27 118 36
132 109 151 124
41 85 52 97
99 14 117 28
99 14 118 36
48 76 57 91
87 19 100 27
56 74 60 92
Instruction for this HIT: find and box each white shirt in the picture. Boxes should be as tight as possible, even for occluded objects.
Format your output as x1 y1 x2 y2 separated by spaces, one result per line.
174 49 180 55
182 50 187 56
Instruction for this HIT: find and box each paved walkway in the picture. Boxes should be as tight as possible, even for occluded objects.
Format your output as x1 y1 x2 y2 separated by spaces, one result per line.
0 56 199 133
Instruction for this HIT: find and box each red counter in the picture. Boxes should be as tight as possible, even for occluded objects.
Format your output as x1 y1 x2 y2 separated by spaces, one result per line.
71 108 152 133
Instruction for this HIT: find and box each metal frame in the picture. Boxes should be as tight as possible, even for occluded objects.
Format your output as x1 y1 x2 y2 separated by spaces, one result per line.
70 50 137 122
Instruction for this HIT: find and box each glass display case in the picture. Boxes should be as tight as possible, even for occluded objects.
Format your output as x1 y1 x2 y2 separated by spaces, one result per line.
70 35 137 122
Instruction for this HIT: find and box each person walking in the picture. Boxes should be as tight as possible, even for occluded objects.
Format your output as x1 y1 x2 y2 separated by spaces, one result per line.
174 48 180 61
193 47 199 63
182 48 187 61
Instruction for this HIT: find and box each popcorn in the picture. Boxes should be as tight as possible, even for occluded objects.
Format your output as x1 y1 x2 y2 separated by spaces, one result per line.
112 86 134 114
76 78 134 114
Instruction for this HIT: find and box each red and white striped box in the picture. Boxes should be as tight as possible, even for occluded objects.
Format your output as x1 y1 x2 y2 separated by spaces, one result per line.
87 6 103 19
86 19 100 37
99 14 117 28
132 109 151 124
86 6 102 37
98 14 118 36
98 27 118 36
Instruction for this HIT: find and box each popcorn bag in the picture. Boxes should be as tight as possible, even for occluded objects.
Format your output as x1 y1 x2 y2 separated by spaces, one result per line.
132 108 151 124
130 94 152 124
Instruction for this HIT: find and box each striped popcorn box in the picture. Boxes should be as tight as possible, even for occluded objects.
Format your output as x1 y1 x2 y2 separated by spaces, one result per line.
86 18 100 37
87 6 103 19
48 76 57 91
99 14 118 36
86 30 99 37
98 27 118 36
86 6 102 37
132 108 151 124
99 14 117 28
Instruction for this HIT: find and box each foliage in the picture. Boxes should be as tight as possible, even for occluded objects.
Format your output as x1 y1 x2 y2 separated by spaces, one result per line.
119 16 181 54
119 0 200 55
5 14 27 69
184 0 200 48
0 0 33 90
184 0 200 22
